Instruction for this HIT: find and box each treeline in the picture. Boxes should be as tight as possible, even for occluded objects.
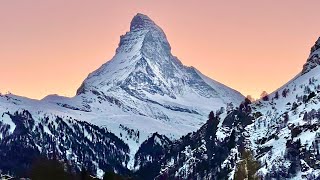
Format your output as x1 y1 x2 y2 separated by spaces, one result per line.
27 157 129 180
0 110 130 178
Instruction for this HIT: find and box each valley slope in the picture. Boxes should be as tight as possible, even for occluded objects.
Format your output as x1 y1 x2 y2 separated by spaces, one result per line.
135 36 320 179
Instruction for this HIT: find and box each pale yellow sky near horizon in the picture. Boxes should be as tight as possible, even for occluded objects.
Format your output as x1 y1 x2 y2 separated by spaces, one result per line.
0 1 319 99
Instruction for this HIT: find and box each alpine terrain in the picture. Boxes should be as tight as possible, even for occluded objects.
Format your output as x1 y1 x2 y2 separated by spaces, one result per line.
133 37 320 179
0 13 244 178
1 13 319 180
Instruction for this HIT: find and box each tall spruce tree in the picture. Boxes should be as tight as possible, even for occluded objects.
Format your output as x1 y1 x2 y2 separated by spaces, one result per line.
234 150 260 180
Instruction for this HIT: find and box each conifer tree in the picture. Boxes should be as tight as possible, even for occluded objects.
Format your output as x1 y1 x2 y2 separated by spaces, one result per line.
234 150 260 180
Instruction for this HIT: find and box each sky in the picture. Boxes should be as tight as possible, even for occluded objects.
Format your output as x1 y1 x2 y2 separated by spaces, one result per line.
0 1 320 100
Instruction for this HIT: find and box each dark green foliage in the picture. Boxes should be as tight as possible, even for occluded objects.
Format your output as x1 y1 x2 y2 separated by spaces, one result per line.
30 158 71 180
291 102 298 110
0 103 262 180
135 108 255 179
206 111 219 138
253 111 263 119
102 170 130 180
0 111 40 176
133 132 172 179
274 91 279 99
79 167 93 180
302 91 317 103
303 112 308 121
261 91 269 101
103 171 116 180
282 88 289 98
205 111 220 166
256 146 273 158
239 98 252 113
29 158 101 180
291 126 302 138
234 150 260 180
227 130 236 150
284 112 289 124
307 91 316 101
285 139 302 177
0 110 130 177
234 160 247 180
244 97 252 105
133 162 162 180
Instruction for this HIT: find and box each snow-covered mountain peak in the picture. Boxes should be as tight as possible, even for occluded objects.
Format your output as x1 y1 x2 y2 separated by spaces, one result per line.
302 36 320 74
115 13 171 57
77 13 176 95
77 13 243 104
71 14 244 157
130 13 157 31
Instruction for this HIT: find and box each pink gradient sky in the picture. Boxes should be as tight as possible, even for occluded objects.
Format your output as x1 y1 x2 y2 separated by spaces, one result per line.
0 1 319 99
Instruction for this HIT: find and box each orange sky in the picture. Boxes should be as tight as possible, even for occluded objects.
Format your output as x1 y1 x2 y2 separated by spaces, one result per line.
0 0 319 99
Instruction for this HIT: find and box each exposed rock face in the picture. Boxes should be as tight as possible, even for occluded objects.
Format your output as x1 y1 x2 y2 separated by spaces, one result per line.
302 37 320 74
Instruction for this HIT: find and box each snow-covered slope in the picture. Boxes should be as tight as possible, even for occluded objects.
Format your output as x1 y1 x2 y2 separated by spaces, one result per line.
245 37 320 179
135 36 320 179
0 13 244 175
